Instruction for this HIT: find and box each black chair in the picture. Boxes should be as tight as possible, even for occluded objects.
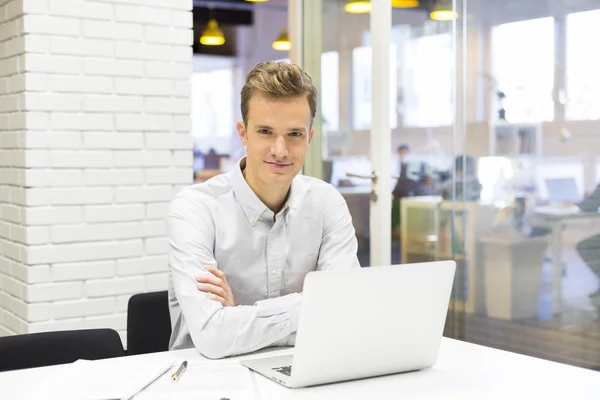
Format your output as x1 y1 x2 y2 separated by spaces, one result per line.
0 328 125 372
126 290 172 355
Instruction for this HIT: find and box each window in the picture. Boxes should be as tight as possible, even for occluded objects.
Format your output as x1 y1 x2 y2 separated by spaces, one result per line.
321 51 339 133
352 44 398 131
191 68 234 138
491 17 554 123
566 9 600 120
402 33 453 127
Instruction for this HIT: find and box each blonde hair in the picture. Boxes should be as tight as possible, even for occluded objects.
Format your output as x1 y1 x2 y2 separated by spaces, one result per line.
241 62 318 126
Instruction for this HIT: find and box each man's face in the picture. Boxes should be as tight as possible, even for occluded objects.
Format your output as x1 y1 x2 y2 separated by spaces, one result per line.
236 93 314 189
398 148 408 161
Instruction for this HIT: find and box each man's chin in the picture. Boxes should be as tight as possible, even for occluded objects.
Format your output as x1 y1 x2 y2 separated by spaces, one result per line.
263 170 295 185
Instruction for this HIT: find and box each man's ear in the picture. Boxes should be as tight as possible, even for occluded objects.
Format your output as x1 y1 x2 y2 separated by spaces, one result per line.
308 127 315 144
236 121 248 147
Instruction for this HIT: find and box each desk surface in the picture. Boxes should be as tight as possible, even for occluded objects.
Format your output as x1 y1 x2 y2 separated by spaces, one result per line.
536 205 600 218
1 337 599 400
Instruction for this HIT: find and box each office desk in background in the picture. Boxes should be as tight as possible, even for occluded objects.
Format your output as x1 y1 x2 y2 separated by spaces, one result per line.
2 338 599 400
535 206 600 313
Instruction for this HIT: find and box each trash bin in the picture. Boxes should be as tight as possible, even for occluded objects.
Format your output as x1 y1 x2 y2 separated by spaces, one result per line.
480 235 548 320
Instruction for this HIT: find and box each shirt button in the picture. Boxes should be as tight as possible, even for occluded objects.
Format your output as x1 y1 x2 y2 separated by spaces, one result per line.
271 269 277 276
249 218 255 223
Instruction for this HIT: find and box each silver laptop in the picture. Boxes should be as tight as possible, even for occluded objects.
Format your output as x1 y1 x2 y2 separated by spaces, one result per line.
545 178 582 204
240 261 456 388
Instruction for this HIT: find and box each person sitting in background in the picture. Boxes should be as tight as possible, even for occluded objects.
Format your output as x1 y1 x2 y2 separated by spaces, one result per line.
438 155 482 202
416 175 436 196
575 183 600 302
392 144 426 198
392 144 417 237
203 148 220 170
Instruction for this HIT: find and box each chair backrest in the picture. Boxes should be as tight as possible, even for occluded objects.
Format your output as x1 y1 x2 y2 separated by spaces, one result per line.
126 290 172 355
0 328 125 372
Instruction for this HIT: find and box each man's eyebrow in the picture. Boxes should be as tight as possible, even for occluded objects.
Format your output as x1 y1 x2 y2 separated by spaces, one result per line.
255 125 307 132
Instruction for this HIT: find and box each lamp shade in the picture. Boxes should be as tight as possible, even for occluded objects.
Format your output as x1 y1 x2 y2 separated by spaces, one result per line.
200 19 225 46
272 29 291 51
391 0 419 7
430 0 458 20
345 1 371 13
345 0 419 13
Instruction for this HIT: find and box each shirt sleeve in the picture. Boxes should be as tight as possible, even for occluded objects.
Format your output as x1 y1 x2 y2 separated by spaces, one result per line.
317 186 362 271
167 195 303 359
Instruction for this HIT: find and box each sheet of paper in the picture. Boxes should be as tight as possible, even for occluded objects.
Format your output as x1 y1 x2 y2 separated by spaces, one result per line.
134 363 258 400
24 357 175 400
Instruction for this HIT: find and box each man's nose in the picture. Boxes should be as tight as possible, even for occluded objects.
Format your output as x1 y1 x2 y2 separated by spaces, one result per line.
271 136 289 158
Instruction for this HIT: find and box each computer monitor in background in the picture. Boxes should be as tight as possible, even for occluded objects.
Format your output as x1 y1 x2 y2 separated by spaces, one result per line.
545 178 582 204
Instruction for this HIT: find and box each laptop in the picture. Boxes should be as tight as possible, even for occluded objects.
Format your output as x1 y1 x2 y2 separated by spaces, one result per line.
545 178 582 204
240 261 456 388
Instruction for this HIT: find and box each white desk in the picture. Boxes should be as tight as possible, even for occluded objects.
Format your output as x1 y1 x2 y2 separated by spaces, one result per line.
2 338 599 399
535 206 600 312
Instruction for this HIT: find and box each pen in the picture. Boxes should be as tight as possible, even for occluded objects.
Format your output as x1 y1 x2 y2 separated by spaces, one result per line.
171 360 188 382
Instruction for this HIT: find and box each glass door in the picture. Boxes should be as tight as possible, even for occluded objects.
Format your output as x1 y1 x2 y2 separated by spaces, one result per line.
294 0 600 371
296 0 395 267
293 0 465 335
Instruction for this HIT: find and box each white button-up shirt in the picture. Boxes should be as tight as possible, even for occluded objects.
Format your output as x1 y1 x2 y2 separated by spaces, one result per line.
167 157 360 359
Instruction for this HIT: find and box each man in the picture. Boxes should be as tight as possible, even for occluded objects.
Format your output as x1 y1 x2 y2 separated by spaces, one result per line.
166 62 360 359
397 144 410 179
437 155 482 202
392 144 430 198
575 183 600 301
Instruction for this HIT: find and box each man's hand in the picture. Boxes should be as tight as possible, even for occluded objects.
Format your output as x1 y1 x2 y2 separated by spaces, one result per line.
195 265 236 307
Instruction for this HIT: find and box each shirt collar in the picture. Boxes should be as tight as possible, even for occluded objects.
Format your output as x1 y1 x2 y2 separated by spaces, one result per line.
230 157 306 226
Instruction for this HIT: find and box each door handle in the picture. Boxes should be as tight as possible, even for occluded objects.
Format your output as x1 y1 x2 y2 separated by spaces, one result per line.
346 172 379 202
346 172 378 183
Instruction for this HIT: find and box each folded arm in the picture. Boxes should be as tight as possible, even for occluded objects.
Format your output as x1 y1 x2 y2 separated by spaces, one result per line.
167 196 302 359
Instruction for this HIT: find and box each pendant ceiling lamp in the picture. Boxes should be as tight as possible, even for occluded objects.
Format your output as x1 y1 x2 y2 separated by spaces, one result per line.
430 0 458 20
200 8 225 46
272 28 291 51
200 18 225 46
345 0 419 14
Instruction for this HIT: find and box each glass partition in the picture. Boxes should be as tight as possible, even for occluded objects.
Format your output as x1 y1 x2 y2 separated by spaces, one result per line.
301 0 600 370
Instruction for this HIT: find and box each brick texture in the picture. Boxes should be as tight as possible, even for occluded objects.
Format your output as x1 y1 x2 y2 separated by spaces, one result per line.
0 0 193 339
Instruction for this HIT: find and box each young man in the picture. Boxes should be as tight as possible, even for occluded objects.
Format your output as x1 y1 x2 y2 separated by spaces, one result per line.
437 155 482 202
167 62 360 359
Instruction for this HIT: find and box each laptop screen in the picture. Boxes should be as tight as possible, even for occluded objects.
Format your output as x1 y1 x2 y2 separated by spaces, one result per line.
545 178 581 203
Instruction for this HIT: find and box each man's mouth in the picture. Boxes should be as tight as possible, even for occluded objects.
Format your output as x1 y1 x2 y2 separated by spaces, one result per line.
265 161 292 169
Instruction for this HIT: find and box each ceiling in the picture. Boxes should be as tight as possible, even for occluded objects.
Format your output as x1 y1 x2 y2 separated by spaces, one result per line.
192 0 288 26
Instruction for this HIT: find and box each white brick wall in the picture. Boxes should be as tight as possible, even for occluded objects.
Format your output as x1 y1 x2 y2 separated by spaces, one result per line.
0 0 26 336
0 0 193 339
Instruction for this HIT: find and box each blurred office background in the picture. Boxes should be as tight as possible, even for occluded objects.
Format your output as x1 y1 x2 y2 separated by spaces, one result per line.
1 0 599 372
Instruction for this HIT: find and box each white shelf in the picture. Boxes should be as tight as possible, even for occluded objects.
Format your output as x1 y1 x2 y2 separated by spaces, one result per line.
488 122 543 158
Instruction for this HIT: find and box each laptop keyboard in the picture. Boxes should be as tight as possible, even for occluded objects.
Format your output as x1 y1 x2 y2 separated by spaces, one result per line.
272 365 292 376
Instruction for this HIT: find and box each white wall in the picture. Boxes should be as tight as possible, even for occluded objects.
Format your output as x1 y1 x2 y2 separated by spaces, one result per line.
0 0 193 340
0 0 27 337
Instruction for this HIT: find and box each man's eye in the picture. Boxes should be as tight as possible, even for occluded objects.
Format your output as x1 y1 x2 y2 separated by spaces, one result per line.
258 129 270 134
290 132 302 137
